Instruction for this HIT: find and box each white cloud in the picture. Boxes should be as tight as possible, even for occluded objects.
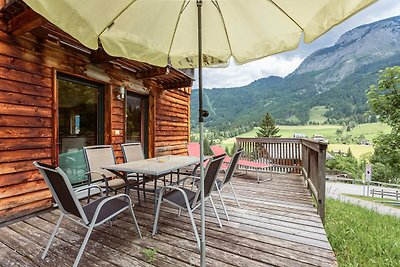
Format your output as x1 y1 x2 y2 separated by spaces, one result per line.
193 0 400 89
194 55 303 89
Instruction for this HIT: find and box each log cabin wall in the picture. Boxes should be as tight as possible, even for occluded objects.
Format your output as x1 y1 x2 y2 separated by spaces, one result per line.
153 86 191 157
0 10 192 223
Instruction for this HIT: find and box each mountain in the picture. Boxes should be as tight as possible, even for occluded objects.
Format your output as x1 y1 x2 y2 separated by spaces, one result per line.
191 16 400 132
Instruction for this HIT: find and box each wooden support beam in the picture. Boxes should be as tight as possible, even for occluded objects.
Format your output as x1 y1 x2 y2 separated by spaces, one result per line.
90 48 117 64
161 79 193 90
135 67 168 80
8 9 45 36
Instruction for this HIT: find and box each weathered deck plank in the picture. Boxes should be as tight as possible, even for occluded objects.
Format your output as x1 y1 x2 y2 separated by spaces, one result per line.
0 172 337 266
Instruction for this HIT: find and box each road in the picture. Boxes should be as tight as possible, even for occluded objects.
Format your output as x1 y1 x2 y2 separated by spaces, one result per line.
326 181 400 218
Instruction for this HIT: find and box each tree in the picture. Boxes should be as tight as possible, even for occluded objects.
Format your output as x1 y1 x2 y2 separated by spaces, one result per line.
256 113 281 137
367 66 400 183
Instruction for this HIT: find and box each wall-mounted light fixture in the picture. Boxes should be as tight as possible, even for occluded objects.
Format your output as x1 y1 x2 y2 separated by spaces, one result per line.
115 85 125 101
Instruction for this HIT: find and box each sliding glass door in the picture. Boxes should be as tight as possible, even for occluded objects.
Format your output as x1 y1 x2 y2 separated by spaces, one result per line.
57 74 104 185
126 91 148 157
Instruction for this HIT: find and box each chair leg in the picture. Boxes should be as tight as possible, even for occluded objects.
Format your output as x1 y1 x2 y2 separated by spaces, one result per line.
41 213 64 259
143 180 147 203
73 225 94 267
136 175 141 205
178 208 182 217
129 205 142 238
152 191 164 236
216 185 229 221
229 182 240 207
187 207 201 251
209 196 223 228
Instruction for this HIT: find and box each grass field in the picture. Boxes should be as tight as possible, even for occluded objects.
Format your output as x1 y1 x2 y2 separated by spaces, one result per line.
220 123 390 157
308 106 328 123
328 144 373 158
325 198 400 266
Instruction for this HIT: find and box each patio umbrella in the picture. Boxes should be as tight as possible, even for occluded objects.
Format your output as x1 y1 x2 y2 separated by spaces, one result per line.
23 0 377 265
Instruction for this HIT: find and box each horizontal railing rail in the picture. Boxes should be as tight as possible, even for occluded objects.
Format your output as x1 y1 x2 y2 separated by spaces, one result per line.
236 137 327 223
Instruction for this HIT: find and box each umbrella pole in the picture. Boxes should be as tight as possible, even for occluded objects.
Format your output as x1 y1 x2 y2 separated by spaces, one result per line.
197 1 206 266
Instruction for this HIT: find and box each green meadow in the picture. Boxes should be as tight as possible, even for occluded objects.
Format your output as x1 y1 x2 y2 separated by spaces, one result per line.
220 122 390 159
326 198 400 266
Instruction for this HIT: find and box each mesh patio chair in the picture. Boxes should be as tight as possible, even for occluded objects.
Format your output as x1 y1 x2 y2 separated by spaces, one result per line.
211 144 273 183
83 145 139 197
214 149 243 221
121 142 155 203
152 154 225 250
33 161 141 267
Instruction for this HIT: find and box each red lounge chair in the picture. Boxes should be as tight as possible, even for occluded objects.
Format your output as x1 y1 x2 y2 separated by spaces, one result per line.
210 145 273 183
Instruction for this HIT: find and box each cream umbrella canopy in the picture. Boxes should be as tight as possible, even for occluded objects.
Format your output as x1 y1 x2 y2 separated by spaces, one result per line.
23 0 377 265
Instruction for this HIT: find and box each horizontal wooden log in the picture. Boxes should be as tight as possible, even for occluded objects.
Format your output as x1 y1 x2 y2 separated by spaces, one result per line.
0 189 51 211
8 9 46 36
0 53 52 77
111 136 124 144
0 65 52 87
0 89 52 107
112 107 124 115
112 122 124 130
0 137 51 150
155 135 188 142
157 121 188 127
0 148 51 163
156 125 188 131
0 127 52 138
155 130 188 136
158 99 188 111
161 93 189 106
0 170 42 187
0 179 48 199
0 159 51 175
0 114 51 127
155 140 188 147
0 78 51 97
163 90 189 102
0 198 51 224
157 109 188 119
0 103 52 117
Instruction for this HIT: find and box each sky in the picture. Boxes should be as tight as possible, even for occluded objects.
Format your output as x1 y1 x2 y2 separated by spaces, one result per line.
194 0 400 89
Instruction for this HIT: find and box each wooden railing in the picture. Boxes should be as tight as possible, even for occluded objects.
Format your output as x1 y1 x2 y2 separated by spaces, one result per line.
236 137 328 223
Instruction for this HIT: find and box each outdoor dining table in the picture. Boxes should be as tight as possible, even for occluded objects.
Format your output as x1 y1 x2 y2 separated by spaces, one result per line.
102 155 200 209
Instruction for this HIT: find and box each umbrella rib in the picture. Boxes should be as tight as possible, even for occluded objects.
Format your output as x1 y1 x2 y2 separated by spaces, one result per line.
99 0 137 35
268 0 304 31
167 0 190 59
212 1 233 57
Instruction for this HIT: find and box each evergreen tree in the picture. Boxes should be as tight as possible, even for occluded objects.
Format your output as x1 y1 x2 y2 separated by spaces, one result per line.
367 66 400 183
256 113 281 137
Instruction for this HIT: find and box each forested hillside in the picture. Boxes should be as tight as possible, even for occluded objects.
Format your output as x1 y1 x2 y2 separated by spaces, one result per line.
191 16 400 132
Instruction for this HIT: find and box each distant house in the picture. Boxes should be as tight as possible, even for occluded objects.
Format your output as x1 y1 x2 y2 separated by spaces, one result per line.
0 1 193 223
293 133 307 138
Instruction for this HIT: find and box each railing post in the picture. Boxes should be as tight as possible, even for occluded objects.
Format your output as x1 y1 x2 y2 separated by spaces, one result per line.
317 143 327 224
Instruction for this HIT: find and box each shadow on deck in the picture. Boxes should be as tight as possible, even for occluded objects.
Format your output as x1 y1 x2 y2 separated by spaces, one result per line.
0 172 337 266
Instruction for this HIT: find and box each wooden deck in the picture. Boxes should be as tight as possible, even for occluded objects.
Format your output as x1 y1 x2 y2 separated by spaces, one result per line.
0 172 337 266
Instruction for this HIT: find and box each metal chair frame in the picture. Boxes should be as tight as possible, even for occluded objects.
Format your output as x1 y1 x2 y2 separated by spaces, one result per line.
33 161 141 267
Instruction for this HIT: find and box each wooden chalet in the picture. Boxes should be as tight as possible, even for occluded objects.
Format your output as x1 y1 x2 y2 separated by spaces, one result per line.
0 0 193 223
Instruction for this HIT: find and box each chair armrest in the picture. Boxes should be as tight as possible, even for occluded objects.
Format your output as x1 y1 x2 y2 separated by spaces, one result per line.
157 185 193 208
85 171 109 189
178 175 200 185
74 185 104 197
91 194 132 226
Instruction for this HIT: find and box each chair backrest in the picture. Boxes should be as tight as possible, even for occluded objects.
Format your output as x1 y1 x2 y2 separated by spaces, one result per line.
83 145 116 182
33 161 89 224
193 154 225 206
222 149 243 185
187 142 200 157
210 145 226 156
121 142 145 162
